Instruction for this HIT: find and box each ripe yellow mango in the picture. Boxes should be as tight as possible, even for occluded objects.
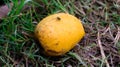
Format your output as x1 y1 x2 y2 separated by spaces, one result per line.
35 13 85 56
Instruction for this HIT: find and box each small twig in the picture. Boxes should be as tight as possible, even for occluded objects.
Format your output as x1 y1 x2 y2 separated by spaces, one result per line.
97 31 110 67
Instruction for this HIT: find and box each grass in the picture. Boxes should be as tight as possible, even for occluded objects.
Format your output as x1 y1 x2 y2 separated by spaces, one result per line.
0 0 120 67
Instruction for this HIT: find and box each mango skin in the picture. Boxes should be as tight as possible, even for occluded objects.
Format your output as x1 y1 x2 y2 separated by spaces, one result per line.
35 13 85 56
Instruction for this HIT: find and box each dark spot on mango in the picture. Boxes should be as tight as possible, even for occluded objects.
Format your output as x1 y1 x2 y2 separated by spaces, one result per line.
55 43 59 45
57 17 61 20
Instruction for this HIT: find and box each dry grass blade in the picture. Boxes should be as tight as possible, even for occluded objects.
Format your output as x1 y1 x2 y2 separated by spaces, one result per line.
97 31 110 67
102 25 115 40
114 26 120 45
102 25 110 35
